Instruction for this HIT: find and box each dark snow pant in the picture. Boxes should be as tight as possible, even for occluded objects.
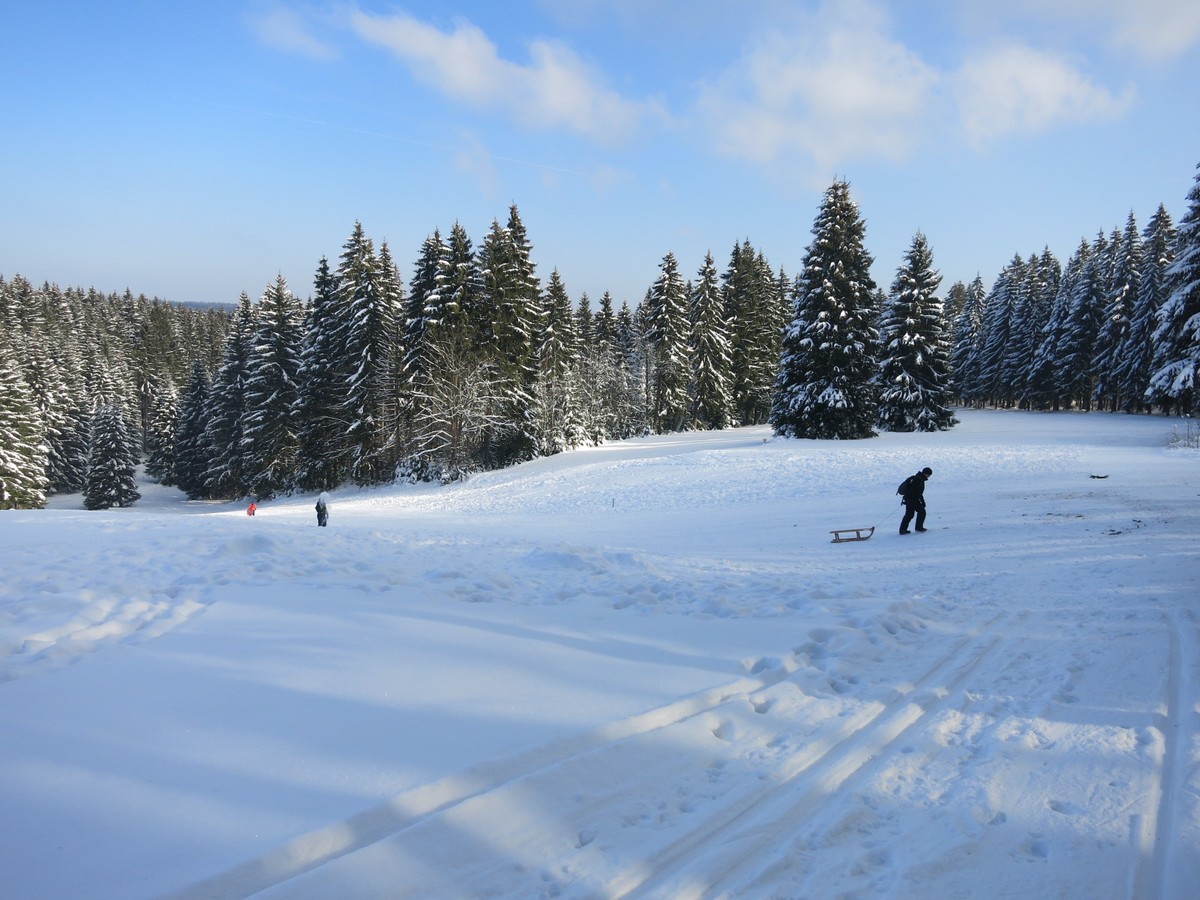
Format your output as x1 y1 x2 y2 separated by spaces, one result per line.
317 508 328 527
901 500 926 532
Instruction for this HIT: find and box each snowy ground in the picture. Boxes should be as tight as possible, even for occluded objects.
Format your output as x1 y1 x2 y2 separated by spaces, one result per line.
1 410 1197 899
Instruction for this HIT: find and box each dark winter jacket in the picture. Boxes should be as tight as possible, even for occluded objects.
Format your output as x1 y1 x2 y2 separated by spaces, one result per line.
898 472 927 504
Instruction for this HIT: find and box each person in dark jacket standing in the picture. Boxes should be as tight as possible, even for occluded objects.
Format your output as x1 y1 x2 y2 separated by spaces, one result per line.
315 491 329 527
899 467 932 534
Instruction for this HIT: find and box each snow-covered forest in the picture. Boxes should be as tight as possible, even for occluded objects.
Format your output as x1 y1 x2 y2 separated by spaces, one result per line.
3 162 1200 511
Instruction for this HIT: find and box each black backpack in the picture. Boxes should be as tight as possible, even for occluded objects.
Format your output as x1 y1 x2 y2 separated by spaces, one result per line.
897 475 916 497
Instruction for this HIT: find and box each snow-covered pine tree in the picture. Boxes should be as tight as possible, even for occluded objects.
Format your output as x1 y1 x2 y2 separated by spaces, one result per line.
689 252 734 430
948 275 986 404
645 251 691 433
771 180 879 439
401 229 447 403
294 257 346 492
1055 234 1108 410
173 360 212 499
0 340 48 509
83 402 140 510
143 375 179 485
201 293 255 499
240 274 304 499
1006 250 1060 407
477 207 542 466
1147 163 1200 415
722 241 781 426
1093 213 1142 411
1026 246 1083 411
876 232 957 432
332 223 401 486
969 255 1026 407
532 269 583 455
1116 205 1176 412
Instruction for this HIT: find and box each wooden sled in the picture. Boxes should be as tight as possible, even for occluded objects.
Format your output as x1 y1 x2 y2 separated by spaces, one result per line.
830 526 875 543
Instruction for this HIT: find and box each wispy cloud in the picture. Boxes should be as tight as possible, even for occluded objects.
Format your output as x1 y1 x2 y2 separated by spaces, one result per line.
248 6 338 61
348 9 663 143
1010 0 1200 62
694 0 938 180
954 44 1134 145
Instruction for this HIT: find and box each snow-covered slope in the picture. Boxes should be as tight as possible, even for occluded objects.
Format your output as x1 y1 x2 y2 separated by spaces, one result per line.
1 410 1197 898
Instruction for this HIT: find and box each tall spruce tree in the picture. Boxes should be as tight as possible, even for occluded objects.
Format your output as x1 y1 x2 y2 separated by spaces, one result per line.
1147 163 1200 415
83 402 140 510
876 233 957 432
771 180 879 439
645 251 691 433
477 207 542 466
689 251 734 430
173 360 212 499
533 269 583 454
0 340 48 509
143 375 179 485
294 257 346 491
1055 234 1108 410
1093 213 1142 410
332 223 401 485
240 274 304 499
202 293 255 499
949 275 986 404
1117 205 1176 411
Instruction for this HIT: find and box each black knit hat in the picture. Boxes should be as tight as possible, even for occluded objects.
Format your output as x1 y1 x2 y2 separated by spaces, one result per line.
922 467 932 476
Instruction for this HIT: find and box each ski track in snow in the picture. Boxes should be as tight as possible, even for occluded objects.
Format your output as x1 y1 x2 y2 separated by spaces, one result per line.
3 413 1198 899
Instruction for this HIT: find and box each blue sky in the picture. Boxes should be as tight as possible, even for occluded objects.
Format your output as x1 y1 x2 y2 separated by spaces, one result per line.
4 1 1199 308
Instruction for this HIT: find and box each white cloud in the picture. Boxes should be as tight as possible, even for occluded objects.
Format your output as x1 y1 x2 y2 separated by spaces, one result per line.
955 44 1134 145
249 7 338 61
1011 0 1200 62
695 0 939 178
348 9 661 143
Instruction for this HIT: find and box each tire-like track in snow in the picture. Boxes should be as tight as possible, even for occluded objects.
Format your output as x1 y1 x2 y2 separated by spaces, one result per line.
1132 608 1199 900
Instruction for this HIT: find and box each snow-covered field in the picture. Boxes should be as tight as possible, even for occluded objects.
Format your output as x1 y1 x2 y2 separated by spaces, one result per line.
2 410 1197 899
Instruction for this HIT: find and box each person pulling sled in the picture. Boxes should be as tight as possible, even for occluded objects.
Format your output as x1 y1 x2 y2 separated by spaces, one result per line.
898 467 932 534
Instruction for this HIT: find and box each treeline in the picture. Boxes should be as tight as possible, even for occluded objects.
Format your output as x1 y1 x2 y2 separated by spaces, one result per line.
3 161 1199 511
0 282 230 509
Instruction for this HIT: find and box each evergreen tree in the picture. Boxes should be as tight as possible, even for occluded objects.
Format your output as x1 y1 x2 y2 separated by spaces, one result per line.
294 257 345 491
969 255 1025 407
645 251 691 433
1117 205 1176 411
143 375 179 485
532 269 583 454
0 341 48 509
1093 213 1142 410
689 251 734 430
174 360 212 499
948 275 986 404
83 402 141 510
477 207 542 465
240 274 304 499
1027 247 1084 411
1147 164 1200 415
401 229 447 403
723 241 782 426
1007 250 1060 407
876 233 957 432
771 180 879 439
1055 234 1108 410
332 223 401 485
202 293 255 499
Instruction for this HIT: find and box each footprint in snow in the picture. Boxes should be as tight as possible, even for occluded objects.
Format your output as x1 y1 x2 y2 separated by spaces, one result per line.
1048 799 1086 816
